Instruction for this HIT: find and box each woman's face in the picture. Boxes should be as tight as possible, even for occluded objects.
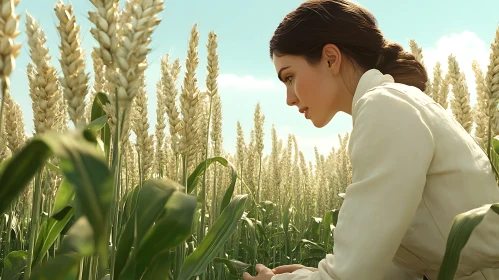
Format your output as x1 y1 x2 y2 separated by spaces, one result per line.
272 50 349 128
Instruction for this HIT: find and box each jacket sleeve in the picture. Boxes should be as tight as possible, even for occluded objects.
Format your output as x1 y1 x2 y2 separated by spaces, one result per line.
272 88 434 280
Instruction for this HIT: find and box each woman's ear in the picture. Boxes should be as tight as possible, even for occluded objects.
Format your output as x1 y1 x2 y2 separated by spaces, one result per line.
322 44 341 74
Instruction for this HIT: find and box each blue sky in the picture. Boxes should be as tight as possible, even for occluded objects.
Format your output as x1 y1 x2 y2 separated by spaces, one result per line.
9 0 499 162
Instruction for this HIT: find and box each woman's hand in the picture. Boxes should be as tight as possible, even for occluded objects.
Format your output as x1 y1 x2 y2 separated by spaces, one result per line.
242 264 275 280
272 264 318 274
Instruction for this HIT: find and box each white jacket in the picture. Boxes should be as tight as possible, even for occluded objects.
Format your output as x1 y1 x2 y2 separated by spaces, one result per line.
272 69 499 280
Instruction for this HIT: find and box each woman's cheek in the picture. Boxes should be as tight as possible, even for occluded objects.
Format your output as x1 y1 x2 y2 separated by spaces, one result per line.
295 80 307 102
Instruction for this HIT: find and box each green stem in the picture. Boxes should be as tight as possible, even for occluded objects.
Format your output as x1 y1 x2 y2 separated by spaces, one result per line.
0 80 7 150
5 203 14 259
25 171 43 279
200 98 213 244
488 115 492 159
110 91 124 279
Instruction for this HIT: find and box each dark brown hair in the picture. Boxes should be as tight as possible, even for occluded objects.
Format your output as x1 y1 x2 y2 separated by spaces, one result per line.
269 0 428 91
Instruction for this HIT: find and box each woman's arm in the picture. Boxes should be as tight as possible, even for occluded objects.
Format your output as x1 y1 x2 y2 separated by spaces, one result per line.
272 88 435 280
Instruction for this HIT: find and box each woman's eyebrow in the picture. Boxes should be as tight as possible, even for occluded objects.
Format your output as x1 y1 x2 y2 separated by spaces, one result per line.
278 66 290 82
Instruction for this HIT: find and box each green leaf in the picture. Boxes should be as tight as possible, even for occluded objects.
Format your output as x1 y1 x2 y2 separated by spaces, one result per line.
141 251 174 280
332 209 339 227
46 161 63 176
87 115 108 132
57 217 95 256
0 129 112 268
492 137 499 155
214 258 251 276
90 92 111 160
32 206 75 267
437 203 499 280
42 130 113 265
28 252 82 280
0 139 52 215
219 158 238 214
179 194 248 279
323 210 334 253
30 217 95 280
120 189 197 279
187 157 233 194
52 179 75 216
91 92 109 121
3 250 28 280
119 184 141 236
114 179 179 278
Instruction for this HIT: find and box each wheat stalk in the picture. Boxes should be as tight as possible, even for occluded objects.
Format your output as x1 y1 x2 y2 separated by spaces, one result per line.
448 55 472 132
55 0 90 126
89 0 120 138
85 49 107 122
211 94 222 156
26 13 61 134
91 48 106 94
54 81 68 132
254 103 265 157
179 24 200 166
161 55 182 158
198 90 209 161
88 0 119 67
3 90 25 154
0 125 9 162
486 26 499 138
269 125 280 200
431 62 442 105
132 73 154 180
155 79 166 176
253 103 265 203
0 0 21 151
409 39 432 96
114 0 164 107
473 60 489 150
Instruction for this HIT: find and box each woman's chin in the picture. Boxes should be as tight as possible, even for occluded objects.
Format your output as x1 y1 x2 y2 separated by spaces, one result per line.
310 114 334 128
311 118 328 128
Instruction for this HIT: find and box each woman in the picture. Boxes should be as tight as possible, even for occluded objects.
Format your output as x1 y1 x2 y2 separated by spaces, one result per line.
242 0 499 279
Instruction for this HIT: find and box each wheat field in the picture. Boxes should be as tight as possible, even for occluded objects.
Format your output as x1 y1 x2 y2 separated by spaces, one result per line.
0 0 499 279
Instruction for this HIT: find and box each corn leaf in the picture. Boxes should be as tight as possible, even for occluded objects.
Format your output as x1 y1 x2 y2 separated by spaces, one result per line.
179 194 248 280
52 179 75 216
32 206 75 267
437 203 499 280
40 130 113 266
30 217 95 280
114 179 179 278
28 252 82 280
219 159 238 214
187 157 236 195
0 140 52 215
322 210 335 253
3 250 28 280
90 92 111 160
214 257 251 276
57 217 95 256
141 251 174 280
120 190 197 279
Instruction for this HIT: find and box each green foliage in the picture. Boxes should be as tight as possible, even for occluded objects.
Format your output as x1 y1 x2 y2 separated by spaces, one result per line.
179 194 248 279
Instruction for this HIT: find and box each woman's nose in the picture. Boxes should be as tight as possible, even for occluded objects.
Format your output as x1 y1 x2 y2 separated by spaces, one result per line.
286 90 298 106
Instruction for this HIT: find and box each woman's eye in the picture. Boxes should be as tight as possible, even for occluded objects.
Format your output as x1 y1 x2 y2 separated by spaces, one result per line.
285 76 293 84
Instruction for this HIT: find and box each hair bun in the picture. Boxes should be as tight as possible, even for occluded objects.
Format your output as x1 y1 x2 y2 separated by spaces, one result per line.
376 41 428 91
376 42 403 69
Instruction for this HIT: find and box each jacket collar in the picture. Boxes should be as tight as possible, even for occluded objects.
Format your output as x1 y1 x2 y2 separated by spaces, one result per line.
352 69 395 115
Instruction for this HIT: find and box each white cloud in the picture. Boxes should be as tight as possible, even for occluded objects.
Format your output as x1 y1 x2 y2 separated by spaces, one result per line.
218 73 283 93
417 31 491 106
